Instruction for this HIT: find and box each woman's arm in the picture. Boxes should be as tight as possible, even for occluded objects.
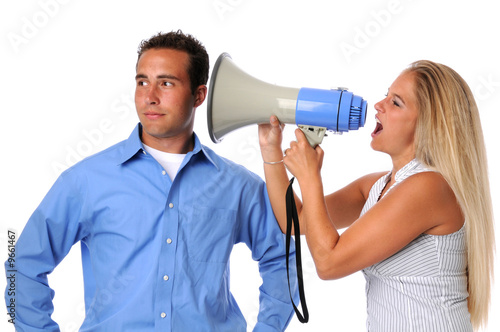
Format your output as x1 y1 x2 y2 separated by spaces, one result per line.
259 116 303 233
285 129 464 280
324 172 385 229
259 116 379 234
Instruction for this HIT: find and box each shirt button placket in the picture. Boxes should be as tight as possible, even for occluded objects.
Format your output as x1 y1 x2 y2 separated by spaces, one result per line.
164 204 174 284
158 199 175 328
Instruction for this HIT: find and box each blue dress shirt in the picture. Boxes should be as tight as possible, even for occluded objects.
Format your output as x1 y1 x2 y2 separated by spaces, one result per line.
5 124 297 331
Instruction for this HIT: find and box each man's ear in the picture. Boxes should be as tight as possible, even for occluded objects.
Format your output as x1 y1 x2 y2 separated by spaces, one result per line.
194 85 207 108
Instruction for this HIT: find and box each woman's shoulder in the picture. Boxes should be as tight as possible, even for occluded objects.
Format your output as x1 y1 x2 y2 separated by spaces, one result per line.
398 170 449 194
390 171 464 235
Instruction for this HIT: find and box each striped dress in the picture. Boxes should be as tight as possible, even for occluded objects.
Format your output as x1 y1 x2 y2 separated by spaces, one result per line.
360 159 472 332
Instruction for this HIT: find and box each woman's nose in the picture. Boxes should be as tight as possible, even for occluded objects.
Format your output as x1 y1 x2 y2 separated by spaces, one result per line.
374 99 384 113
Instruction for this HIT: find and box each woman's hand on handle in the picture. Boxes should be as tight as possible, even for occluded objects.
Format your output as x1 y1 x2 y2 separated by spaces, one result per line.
283 128 324 184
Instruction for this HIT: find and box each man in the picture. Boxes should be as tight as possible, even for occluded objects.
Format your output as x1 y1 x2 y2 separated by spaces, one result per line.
5 30 297 331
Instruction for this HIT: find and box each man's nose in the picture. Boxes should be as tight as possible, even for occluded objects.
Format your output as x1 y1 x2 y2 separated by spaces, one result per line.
146 86 160 105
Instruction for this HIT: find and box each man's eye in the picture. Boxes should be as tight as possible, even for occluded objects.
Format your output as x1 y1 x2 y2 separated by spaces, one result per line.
162 81 173 87
137 81 148 86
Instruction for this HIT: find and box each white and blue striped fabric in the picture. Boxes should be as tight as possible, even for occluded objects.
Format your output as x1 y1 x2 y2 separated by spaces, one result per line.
360 159 472 331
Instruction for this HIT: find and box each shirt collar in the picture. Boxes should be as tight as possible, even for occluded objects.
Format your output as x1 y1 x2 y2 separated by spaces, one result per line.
394 158 421 182
118 123 218 169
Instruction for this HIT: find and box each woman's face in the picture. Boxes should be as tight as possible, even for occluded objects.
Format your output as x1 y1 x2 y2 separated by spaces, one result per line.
371 71 419 162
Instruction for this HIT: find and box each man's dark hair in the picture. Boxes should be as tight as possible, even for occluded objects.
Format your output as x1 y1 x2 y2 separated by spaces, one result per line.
137 30 209 94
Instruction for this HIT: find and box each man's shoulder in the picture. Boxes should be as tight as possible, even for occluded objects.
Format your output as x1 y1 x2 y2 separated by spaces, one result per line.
201 144 263 184
63 138 130 175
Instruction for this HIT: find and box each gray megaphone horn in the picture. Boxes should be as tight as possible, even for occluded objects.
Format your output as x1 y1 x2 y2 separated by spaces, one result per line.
207 53 368 146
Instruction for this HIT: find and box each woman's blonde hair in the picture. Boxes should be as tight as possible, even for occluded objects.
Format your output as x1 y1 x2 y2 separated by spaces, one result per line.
405 60 495 330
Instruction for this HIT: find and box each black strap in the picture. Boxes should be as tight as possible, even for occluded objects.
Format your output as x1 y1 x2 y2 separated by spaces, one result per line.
285 177 309 323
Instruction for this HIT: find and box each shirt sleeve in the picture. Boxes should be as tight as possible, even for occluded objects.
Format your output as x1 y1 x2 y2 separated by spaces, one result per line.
238 179 299 331
4 169 90 331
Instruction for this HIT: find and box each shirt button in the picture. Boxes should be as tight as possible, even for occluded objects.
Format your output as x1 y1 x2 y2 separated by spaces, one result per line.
169 203 174 208
163 275 169 281
166 238 172 244
162 170 167 175
161 312 166 318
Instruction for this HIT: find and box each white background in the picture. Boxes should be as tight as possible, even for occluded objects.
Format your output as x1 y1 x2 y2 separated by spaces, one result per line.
1 0 499 331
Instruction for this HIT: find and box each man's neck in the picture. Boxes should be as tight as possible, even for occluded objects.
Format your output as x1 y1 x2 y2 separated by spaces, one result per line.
141 131 195 154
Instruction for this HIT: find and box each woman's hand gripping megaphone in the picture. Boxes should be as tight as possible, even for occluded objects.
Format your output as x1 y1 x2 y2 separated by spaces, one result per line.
258 115 324 180
283 128 324 183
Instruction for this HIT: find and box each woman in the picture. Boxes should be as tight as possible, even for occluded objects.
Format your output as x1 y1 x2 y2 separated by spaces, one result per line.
259 60 494 331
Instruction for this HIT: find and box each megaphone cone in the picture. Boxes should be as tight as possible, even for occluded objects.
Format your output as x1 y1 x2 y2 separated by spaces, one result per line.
207 53 367 146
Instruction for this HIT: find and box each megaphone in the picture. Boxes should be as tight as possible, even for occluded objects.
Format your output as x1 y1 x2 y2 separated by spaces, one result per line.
207 53 368 146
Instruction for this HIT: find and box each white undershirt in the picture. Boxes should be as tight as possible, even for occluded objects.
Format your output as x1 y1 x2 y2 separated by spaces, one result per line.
143 144 186 181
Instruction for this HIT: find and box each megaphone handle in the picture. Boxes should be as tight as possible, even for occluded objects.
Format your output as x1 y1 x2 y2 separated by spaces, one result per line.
298 125 327 147
285 177 309 323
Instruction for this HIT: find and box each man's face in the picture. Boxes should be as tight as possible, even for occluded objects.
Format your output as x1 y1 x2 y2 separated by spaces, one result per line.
135 48 205 151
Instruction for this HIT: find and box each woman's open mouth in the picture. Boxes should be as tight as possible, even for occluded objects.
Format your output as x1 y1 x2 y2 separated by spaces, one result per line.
372 117 383 137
